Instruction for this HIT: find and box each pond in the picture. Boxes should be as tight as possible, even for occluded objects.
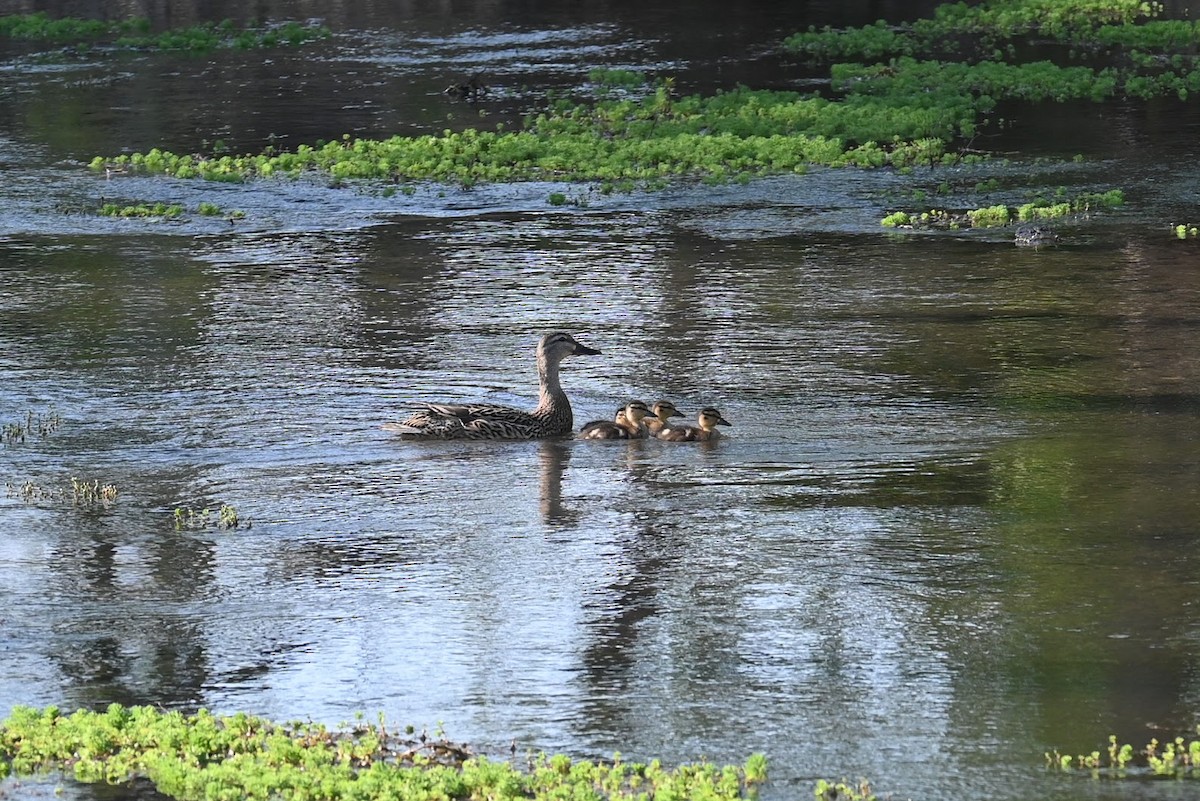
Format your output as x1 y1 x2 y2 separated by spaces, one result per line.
2 2 1200 800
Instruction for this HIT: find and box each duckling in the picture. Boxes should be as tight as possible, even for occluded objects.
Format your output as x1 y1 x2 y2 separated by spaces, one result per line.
657 406 731 442
578 400 653 440
383 332 600 439
644 399 684 437
579 406 627 439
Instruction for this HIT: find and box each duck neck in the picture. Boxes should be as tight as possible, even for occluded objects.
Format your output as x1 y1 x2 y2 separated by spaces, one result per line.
535 354 568 416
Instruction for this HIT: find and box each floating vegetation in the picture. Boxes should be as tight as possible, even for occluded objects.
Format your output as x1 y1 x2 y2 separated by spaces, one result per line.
0 13 330 52
197 201 246 220
84 1 1198 192
1174 223 1200 238
115 19 332 52
174 504 246 530
98 201 184 219
89 86 968 186
881 189 1125 231
0 13 145 43
6 477 118 507
95 201 244 220
1048 728 1200 778
587 68 649 89
1 407 61 444
0 704 768 801
784 0 1172 61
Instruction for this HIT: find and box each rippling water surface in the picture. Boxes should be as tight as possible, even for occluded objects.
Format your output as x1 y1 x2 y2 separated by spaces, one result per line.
2 3 1200 801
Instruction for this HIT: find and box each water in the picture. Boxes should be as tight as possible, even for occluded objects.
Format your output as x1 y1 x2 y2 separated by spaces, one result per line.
3 3 1200 801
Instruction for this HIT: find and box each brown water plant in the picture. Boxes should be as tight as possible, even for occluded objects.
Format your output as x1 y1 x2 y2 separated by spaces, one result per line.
173 504 245 530
1 407 61 444
4 477 117 507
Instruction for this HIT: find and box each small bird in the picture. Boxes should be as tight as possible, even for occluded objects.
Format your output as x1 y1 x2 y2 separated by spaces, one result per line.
657 407 731 442
383 332 600 439
578 400 653 439
578 406 627 439
644 399 685 436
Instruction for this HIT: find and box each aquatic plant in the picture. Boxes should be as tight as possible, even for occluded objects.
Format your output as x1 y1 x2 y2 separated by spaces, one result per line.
784 0 1169 61
5 476 117 507
116 20 331 52
174 504 245 530
587 68 648 88
0 12 146 42
814 777 876 801
196 201 244 219
1174 223 1199 238
1048 727 1200 778
98 202 184 219
968 204 1012 228
71 477 118 506
0 13 329 52
880 188 1125 231
0 704 768 801
1 407 61 444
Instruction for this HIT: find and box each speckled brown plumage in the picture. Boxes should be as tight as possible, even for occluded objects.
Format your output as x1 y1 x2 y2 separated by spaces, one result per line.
384 332 600 440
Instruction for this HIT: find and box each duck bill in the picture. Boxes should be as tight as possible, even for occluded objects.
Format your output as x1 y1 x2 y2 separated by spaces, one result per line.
573 342 601 356
717 417 732 426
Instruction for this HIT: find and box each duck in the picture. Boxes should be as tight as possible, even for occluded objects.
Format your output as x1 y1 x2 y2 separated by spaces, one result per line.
578 400 653 440
644 399 684 437
657 407 731 442
383 332 600 439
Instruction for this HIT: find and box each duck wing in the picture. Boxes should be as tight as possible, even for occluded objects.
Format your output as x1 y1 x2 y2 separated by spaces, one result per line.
384 402 543 439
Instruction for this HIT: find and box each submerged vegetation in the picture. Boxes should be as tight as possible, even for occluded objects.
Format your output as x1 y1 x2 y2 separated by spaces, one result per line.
0 13 330 52
1 407 62 444
0 705 768 801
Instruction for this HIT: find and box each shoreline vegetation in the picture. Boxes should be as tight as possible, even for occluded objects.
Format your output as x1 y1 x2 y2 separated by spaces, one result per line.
2 705 1196 800
0 705 768 801
68 0 1200 235
0 13 330 51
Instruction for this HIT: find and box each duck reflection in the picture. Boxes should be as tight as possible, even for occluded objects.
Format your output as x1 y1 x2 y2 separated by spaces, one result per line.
537 438 578 527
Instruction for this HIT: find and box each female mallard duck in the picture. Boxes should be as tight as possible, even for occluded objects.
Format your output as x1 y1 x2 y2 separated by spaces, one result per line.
578 400 652 440
644 399 684 436
657 407 731 442
383 332 600 439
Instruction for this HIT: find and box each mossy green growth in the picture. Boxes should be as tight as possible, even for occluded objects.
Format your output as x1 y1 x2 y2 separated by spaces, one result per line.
99 202 183 218
0 704 769 801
